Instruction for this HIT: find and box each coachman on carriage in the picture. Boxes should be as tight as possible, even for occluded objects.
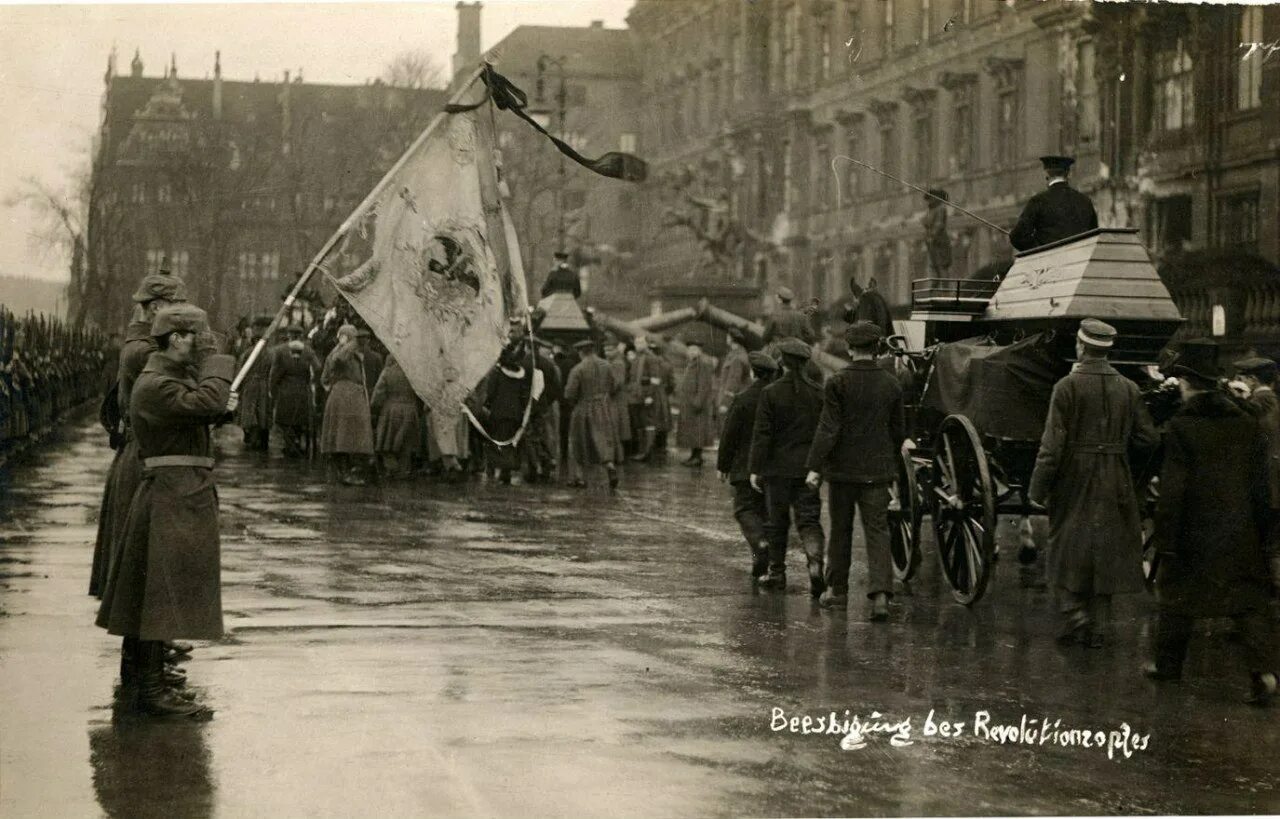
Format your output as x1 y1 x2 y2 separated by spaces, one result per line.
884 228 1183 605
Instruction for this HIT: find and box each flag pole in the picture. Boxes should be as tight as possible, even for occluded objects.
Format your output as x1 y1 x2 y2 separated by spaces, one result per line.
231 65 490 392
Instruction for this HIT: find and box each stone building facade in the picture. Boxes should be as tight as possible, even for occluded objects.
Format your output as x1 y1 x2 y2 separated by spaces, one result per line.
80 51 444 330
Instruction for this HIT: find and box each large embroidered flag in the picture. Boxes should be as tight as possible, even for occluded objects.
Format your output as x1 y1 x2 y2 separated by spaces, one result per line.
324 71 527 455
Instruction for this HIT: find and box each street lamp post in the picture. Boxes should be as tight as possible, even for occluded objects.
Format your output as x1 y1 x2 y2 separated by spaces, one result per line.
536 55 569 256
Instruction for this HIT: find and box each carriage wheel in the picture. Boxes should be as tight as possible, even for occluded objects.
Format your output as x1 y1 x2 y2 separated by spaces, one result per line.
889 448 923 582
930 415 997 606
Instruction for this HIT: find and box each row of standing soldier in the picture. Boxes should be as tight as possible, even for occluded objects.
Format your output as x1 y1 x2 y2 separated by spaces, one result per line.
0 307 109 463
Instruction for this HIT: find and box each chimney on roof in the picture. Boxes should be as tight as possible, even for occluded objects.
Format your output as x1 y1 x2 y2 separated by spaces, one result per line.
451 1 482 92
170 53 177 78
590 20 604 29
213 51 222 119
105 46 117 86
131 48 143 78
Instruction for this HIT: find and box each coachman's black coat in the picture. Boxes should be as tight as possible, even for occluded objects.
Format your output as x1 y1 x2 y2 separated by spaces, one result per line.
1010 182 1099 251
1153 391 1275 618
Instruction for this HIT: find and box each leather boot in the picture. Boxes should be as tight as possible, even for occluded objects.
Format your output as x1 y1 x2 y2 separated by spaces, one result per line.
166 641 194 656
802 531 825 598
120 636 139 686
137 641 204 717
750 541 770 581
630 430 654 462
606 463 619 494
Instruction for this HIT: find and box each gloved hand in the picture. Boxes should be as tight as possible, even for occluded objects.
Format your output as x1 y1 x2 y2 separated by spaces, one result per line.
805 470 822 490
226 391 240 414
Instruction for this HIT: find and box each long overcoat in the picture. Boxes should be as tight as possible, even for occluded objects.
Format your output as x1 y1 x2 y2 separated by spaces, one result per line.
718 348 752 411
89 320 154 598
371 358 422 458
1245 386 1280 508
566 355 621 464
1028 359 1159 595
1153 391 1274 617
631 350 671 433
235 342 272 430
677 354 719 448
319 345 374 455
96 352 234 640
270 345 319 430
605 352 632 444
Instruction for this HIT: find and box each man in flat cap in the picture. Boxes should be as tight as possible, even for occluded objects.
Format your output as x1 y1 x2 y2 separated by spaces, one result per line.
718 351 779 582
1029 318 1158 647
805 321 908 619
750 338 826 595
762 287 817 346
96 304 239 717
564 338 621 492
1010 156 1099 252
91 272 188 604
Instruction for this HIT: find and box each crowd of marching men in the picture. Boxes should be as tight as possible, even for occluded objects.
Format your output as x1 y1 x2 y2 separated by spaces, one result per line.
0 305 112 466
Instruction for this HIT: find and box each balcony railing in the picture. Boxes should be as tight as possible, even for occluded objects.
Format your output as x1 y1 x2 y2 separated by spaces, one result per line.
911 277 999 313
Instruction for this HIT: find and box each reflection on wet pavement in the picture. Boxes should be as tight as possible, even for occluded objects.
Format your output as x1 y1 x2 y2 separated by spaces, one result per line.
1 418 1276 817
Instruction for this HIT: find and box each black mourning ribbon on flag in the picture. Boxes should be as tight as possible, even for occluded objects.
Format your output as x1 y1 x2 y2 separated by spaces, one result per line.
446 64 647 183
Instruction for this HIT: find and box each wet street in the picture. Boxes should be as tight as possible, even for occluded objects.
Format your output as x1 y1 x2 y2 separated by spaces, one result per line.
1 415 1276 817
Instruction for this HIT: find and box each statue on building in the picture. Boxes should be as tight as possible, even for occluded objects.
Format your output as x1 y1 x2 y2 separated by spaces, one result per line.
924 189 953 277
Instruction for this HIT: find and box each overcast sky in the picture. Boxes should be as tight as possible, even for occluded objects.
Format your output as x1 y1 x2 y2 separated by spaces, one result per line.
0 1 633 283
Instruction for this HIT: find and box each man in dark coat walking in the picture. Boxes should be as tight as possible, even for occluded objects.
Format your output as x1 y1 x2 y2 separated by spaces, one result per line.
750 339 825 595
96 304 238 717
1028 318 1159 647
1234 355 1280 514
805 322 907 619
1147 343 1278 706
1010 156 1099 252
717 352 778 581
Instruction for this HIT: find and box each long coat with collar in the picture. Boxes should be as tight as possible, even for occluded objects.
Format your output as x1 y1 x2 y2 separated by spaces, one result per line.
1009 182 1099 251
371 358 422 458
90 319 155 599
565 355 621 464
234 340 273 431
319 345 374 455
1153 391 1274 618
806 359 906 484
717 376 766 482
270 345 320 429
606 352 632 443
749 369 824 479
677 353 719 448
96 352 235 640
1028 358 1159 595
630 349 671 432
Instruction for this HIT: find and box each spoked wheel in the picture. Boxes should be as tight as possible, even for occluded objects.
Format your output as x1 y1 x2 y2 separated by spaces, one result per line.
930 415 997 606
889 448 923 582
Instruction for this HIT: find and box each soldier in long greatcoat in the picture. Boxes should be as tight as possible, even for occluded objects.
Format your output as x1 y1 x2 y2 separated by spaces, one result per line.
628 336 668 463
91 273 187 600
564 339 620 492
96 304 238 717
1028 319 1159 647
1146 344 1278 705
270 333 320 458
320 324 375 485
470 347 533 484
676 340 718 466
605 340 632 451
235 316 274 451
371 356 422 479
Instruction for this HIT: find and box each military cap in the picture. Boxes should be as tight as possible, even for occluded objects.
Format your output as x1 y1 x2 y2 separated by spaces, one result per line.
287 339 305 352
1077 318 1116 348
150 303 209 337
776 286 795 303
336 323 358 340
845 321 883 349
748 351 779 372
1234 355 1277 378
554 251 570 261
1039 155 1076 174
573 339 596 351
131 273 188 304
251 315 273 329
776 338 811 360
1168 340 1220 386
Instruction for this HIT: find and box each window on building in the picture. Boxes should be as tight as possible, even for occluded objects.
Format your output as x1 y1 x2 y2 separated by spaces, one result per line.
782 4 800 89
1237 8 1264 111
1153 36 1195 132
842 247 862 289
619 133 637 154
263 250 280 280
879 118 898 192
961 0 974 24
1217 191 1260 252
1152 195 1193 257
156 183 172 204
995 70 1021 166
782 139 794 211
816 15 832 85
951 83 977 172
920 0 931 44
883 0 895 56
814 138 832 212
170 249 190 278
844 126 862 204
145 249 164 275
239 251 257 280
1077 39 1099 144
131 183 147 205
913 103 934 182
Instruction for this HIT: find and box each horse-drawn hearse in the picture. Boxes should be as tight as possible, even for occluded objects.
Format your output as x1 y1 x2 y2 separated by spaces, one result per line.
882 228 1184 605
